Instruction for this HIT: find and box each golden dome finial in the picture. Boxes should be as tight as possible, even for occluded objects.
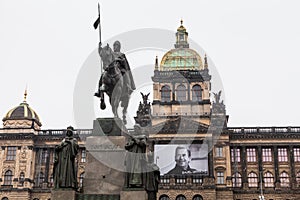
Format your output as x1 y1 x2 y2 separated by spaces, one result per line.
23 86 27 103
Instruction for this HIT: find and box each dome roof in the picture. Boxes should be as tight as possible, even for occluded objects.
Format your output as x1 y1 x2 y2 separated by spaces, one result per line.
160 48 203 71
159 20 204 71
2 92 42 128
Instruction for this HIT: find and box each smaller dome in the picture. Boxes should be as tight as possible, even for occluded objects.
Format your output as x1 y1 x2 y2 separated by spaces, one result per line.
2 92 42 129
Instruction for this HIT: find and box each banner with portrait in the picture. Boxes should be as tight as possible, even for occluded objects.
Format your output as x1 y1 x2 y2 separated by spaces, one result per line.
154 144 208 175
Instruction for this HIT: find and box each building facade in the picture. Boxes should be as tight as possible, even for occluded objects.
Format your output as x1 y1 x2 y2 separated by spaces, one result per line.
0 21 299 200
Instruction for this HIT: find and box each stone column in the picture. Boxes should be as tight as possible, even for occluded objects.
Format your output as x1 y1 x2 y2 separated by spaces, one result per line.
241 146 248 188
289 145 295 188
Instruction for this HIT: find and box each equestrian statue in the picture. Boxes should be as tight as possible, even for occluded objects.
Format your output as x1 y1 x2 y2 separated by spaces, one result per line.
93 5 135 124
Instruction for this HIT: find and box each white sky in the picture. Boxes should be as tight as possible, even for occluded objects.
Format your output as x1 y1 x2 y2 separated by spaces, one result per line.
1 0 300 129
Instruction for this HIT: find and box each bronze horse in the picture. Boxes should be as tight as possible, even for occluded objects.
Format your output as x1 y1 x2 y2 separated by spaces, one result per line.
97 44 130 124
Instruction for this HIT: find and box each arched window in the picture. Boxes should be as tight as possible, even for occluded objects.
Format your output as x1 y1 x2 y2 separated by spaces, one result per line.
192 84 202 101
176 85 186 101
1 197 9 200
264 172 274 187
159 195 170 200
232 172 242 187
248 172 258 187
192 195 203 200
79 172 85 188
4 170 13 185
161 85 171 102
176 195 186 200
280 172 290 187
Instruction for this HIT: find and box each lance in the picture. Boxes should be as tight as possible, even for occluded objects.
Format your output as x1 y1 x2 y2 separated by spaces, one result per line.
93 3 103 73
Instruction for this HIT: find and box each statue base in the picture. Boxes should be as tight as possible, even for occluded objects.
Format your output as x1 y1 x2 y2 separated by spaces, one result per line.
83 118 127 195
51 189 76 200
120 189 147 200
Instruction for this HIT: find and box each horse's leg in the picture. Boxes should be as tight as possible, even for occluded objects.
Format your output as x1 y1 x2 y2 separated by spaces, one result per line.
110 93 118 118
121 95 129 125
95 75 103 98
100 91 106 110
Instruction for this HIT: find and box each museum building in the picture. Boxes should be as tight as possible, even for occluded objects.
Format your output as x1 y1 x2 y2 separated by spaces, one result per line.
0 21 299 200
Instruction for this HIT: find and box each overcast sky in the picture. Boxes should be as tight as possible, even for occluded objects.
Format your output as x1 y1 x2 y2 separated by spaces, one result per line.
1 0 300 129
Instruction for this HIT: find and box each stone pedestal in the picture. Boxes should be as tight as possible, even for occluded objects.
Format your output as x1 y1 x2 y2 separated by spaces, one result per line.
51 189 76 200
83 118 128 195
120 189 147 200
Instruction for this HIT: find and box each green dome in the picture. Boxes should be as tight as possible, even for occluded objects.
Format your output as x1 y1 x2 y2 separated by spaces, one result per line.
160 48 203 71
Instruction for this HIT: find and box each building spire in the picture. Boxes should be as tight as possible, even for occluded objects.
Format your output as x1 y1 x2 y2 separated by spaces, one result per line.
155 56 159 70
204 54 208 69
23 87 28 103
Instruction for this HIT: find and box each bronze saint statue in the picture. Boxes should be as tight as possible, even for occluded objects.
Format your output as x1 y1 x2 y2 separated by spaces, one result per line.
53 126 79 189
124 124 147 188
145 162 160 200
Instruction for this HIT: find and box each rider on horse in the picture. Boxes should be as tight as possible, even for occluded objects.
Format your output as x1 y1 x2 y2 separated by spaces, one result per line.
95 40 136 97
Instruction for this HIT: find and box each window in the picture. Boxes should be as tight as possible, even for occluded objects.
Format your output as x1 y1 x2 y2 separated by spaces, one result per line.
262 148 272 162
217 172 224 184
215 147 223 157
41 149 48 164
192 177 203 184
296 172 300 186
176 195 186 200
278 148 288 162
6 146 17 161
264 172 274 187
79 173 85 188
1 198 9 200
176 85 186 101
231 148 240 162
248 172 258 187
161 85 171 102
280 172 290 187
159 195 170 200
4 170 13 185
19 172 25 185
49 174 54 187
232 172 242 187
36 172 44 186
247 148 256 162
192 85 202 101
192 195 203 200
160 176 170 184
294 148 300 162
175 177 186 184
81 149 86 163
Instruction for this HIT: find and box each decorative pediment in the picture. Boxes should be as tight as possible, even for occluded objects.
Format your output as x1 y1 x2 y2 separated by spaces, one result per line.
151 116 208 134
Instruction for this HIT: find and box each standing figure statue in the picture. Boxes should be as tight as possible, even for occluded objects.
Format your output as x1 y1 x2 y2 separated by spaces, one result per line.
124 124 147 188
95 41 136 124
145 163 160 200
53 126 79 189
